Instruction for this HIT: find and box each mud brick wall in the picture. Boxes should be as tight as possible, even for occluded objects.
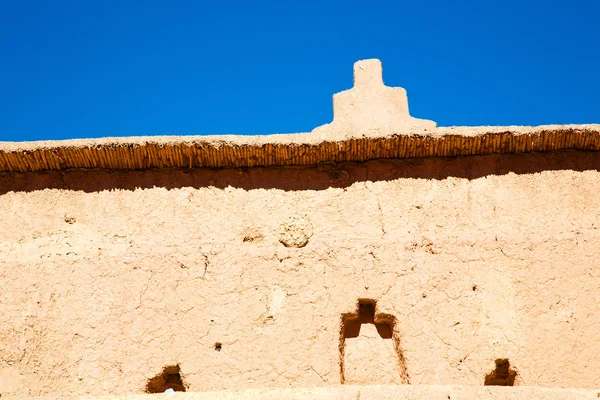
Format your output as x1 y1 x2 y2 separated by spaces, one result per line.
1 150 600 397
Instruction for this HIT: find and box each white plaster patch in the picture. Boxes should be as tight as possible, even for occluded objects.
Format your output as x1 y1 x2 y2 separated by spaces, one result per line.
268 286 286 317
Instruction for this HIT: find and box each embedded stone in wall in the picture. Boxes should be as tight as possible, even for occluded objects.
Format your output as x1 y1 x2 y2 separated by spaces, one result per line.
277 214 313 248
242 227 264 243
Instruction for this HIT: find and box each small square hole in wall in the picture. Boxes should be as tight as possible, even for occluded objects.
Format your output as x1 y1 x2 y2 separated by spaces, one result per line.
215 342 222 352
146 365 186 393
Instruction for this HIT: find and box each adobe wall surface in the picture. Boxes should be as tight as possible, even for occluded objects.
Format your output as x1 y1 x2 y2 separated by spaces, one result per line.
24 385 600 400
1 150 600 397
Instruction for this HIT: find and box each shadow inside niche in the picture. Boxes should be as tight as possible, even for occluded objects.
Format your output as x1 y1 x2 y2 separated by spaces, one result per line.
343 301 393 339
146 365 186 393
1 150 600 194
340 299 409 385
484 358 517 386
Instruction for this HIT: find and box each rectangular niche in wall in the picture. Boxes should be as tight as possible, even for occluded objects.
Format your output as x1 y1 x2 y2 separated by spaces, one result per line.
340 299 409 385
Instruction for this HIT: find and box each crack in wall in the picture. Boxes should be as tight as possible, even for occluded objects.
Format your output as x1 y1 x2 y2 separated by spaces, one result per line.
364 183 386 238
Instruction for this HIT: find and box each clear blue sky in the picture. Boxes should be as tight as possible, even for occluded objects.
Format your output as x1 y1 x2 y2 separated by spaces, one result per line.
1 0 599 141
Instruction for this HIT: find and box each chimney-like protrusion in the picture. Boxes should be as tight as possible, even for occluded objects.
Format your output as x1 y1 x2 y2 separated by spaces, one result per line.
353 59 384 88
312 59 436 139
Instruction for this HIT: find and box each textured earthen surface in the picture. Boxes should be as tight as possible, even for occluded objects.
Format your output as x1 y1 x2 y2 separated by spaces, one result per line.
1 150 600 397
23 385 600 399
